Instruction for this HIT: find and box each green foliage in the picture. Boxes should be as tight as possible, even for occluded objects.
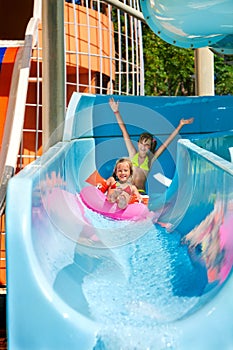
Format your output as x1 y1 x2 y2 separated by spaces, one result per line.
142 24 233 96
142 24 195 96
214 55 233 95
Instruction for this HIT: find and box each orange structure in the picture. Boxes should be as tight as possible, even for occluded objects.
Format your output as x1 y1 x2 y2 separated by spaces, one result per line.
65 4 115 99
0 48 19 151
20 2 115 170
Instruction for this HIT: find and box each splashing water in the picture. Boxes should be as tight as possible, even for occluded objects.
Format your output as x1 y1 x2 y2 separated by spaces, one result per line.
79 211 200 349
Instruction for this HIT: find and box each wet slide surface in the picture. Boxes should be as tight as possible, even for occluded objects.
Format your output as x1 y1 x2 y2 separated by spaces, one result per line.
6 93 233 349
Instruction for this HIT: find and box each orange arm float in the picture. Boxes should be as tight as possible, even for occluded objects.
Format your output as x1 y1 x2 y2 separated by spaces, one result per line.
85 170 110 193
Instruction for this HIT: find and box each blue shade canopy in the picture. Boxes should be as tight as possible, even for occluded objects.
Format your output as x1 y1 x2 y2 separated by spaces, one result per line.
140 0 233 54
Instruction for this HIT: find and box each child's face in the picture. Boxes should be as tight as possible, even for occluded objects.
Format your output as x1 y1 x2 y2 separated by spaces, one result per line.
138 138 152 155
116 161 131 183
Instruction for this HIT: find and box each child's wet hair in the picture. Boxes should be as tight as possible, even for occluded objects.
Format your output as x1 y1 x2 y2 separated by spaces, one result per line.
139 132 157 153
112 158 133 180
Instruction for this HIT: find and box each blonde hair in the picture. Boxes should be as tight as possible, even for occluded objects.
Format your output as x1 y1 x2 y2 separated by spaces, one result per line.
112 158 133 180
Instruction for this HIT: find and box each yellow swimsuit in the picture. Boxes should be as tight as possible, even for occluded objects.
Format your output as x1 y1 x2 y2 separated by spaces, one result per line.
131 153 150 171
131 153 151 194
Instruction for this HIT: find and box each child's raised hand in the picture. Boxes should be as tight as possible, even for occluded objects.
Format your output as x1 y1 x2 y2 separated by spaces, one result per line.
109 97 119 113
180 117 194 126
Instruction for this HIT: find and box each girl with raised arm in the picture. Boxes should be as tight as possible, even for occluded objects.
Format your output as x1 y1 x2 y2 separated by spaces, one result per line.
109 97 194 193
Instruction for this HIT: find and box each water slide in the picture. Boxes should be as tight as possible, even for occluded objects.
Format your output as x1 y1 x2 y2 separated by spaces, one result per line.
6 92 233 349
139 0 233 55
0 4 40 215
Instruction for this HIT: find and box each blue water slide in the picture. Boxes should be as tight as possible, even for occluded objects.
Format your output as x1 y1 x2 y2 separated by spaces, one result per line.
140 0 233 54
6 93 233 349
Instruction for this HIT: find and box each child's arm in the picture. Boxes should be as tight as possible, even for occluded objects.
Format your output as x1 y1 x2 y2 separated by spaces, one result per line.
105 176 116 187
153 117 194 160
109 98 137 157
97 176 115 193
